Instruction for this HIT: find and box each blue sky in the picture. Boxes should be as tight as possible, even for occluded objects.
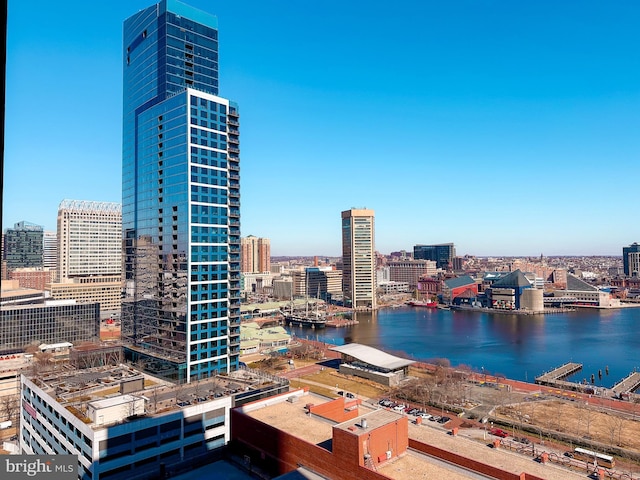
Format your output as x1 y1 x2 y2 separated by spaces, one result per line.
4 1 639 257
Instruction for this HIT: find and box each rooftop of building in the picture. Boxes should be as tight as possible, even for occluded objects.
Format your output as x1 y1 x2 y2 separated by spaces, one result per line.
24 364 285 430
330 343 415 371
565 273 599 292
242 391 379 446
491 269 532 288
237 390 587 480
443 275 476 289
333 408 403 434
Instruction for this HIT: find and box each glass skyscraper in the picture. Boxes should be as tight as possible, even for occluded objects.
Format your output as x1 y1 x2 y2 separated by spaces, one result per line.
413 243 455 270
122 0 240 382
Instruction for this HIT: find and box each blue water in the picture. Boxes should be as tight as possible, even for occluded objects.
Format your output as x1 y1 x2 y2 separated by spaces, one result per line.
287 307 640 385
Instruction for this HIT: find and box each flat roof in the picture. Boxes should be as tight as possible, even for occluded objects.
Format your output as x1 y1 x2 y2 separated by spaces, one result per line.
88 394 141 410
335 408 403 434
329 343 415 371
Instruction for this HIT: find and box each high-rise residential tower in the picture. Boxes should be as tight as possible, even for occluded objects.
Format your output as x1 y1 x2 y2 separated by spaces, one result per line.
240 235 271 273
623 242 640 277
341 208 376 309
122 0 241 382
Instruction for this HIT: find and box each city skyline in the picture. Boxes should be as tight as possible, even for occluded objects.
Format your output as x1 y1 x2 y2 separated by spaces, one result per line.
4 0 640 257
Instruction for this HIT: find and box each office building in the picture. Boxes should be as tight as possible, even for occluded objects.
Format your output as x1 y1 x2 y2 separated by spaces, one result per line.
341 208 376 309
388 259 437 288
3 221 43 269
57 200 122 282
48 200 122 316
623 242 640 277
240 235 270 273
291 267 342 300
413 243 456 270
121 0 241 382
43 230 57 268
1 301 99 354
19 366 287 480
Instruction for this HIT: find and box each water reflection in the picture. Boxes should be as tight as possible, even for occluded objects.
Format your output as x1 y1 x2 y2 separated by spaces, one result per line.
287 306 640 383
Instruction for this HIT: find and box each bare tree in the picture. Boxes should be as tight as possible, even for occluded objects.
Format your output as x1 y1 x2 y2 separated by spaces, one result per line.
151 387 160 413
1 395 19 425
577 401 595 439
604 415 625 447
604 414 624 447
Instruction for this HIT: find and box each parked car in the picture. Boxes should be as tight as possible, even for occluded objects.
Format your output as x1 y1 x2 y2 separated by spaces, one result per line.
438 416 451 424
393 404 406 411
490 428 508 438
419 413 432 420
429 415 440 422
346 393 355 399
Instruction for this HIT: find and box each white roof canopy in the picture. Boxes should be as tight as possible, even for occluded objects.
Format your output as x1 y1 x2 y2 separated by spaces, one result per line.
330 343 415 371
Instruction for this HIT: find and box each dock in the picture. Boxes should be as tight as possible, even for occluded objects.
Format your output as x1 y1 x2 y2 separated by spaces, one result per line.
535 362 583 389
611 371 640 400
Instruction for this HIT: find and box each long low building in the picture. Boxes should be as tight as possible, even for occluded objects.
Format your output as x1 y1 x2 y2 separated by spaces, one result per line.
330 343 415 386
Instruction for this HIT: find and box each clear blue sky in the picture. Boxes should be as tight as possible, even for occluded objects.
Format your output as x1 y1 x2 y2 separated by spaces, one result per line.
4 0 639 257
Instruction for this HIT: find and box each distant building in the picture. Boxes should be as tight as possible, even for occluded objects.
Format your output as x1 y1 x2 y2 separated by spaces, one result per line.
378 281 410 294
547 274 619 308
8 267 56 290
291 268 342 300
486 269 533 310
241 272 273 293
0 299 99 354
272 278 293 300
623 242 640 277
417 276 441 297
452 256 464 271
341 208 376 309
388 259 437 288
241 236 271 273
3 221 43 269
548 269 567 289
42 230 57 268
413 243 455 270
376 266 390 286
442 275 478 304
48 200 122 317
57 200 122 282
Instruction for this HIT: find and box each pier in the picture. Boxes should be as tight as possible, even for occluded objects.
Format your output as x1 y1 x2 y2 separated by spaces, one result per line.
611 371 640 400
535 362 583 389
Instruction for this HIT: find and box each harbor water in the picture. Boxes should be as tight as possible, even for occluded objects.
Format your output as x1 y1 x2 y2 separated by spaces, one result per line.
286 306 640 386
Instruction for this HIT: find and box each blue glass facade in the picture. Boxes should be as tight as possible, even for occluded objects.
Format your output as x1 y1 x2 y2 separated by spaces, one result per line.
413 243 455 270
122 0 240 382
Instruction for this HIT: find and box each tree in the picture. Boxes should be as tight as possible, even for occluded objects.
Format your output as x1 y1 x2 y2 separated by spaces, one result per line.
1 395 19 426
